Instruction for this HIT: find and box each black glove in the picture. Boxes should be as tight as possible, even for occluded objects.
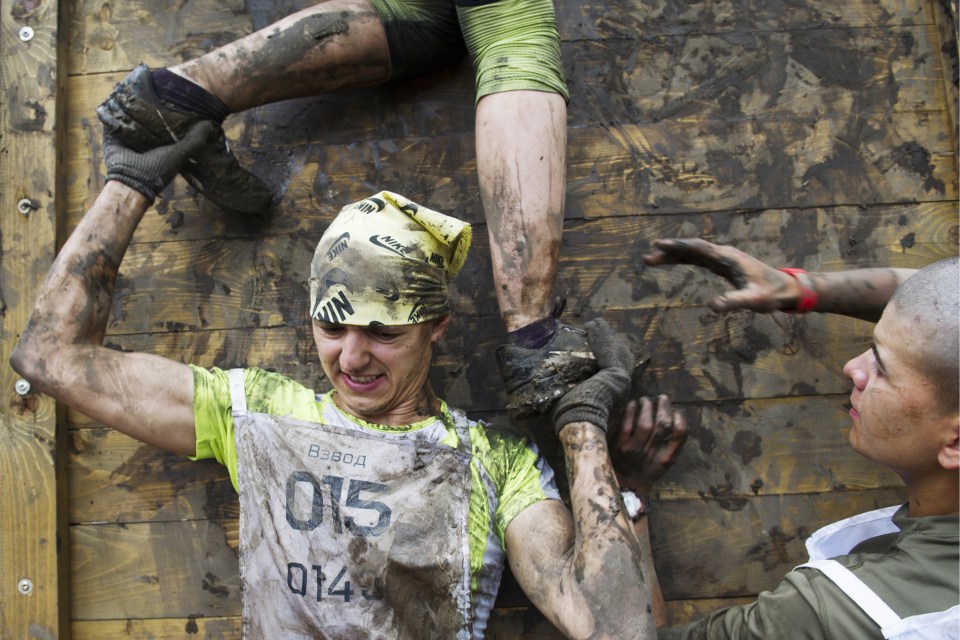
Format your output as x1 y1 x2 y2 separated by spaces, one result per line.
104 120 215 200
551 318 634 434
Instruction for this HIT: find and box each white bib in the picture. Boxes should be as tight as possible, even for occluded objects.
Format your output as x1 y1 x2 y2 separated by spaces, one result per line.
230 369 473 639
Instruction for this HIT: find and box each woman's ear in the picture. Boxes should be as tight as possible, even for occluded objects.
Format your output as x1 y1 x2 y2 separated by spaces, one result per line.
431 314 452 342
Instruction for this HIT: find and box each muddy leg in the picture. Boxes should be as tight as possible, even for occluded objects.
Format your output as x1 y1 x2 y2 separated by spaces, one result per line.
475 90 566 332
171 0 391 111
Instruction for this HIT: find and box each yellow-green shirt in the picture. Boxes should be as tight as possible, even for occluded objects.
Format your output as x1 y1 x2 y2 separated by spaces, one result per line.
190 365 559 634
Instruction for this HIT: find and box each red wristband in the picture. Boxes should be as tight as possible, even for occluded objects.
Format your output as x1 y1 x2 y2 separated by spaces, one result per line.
779 268 819 313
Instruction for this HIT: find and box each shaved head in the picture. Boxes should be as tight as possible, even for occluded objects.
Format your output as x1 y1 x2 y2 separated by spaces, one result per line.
890 256 960 413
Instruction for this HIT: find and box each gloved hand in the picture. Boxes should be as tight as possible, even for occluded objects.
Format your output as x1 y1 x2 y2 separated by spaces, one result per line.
104 120 216 200
551 318 634 434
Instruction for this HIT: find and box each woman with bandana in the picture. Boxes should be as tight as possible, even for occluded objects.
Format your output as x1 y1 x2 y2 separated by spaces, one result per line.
12 126 679 638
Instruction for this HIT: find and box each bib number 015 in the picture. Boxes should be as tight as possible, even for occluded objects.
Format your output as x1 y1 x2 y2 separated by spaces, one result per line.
285 471 391 536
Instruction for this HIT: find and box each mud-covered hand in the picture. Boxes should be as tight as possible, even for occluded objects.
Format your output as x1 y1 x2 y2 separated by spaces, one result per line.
643 238 801 313
612 395 687 493
551 318 634 435
104 120 216 200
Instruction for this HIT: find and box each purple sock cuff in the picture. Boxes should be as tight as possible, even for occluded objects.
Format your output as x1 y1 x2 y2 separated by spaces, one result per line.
151 68 230 123
506 314 558 349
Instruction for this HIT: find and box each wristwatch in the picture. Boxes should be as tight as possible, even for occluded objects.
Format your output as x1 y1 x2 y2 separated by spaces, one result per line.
621 490 652 520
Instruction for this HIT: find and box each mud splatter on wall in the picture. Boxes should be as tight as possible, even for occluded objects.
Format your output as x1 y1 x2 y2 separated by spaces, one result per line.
2 0 953 635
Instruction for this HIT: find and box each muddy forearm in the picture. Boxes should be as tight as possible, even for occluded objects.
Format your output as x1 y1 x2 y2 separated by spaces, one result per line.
10 182 151 389
806 268 915 322
630 515 668 627
558 421 657 639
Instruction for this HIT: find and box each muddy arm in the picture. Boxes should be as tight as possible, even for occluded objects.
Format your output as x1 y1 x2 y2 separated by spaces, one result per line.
644 238 915 323
8 129 212 455
612 396 689 628
504 320 657 638
504 421 656 639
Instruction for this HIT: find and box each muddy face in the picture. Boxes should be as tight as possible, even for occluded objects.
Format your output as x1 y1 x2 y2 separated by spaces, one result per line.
312 318 447 426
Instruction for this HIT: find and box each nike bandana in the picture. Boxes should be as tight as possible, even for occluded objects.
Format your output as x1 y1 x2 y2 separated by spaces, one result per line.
309 191 472 326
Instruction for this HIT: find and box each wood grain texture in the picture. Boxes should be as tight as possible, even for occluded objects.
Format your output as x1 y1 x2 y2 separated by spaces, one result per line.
6 0 955 635
67 488 905 620
0 0 68 638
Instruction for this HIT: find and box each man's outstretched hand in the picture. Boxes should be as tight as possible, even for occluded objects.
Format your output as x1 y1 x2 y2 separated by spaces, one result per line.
644 238 802 313
104 120 216 201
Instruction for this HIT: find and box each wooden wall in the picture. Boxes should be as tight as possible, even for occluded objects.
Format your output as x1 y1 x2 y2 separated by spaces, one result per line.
1 0 957 637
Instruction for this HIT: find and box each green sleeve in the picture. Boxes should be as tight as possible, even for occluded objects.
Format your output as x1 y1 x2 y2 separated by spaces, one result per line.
189 365 237 485
189 365 321 491
475 425 558 546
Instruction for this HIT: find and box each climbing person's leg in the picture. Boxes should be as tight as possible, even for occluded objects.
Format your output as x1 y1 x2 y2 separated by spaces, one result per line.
458 0 600 416
96 0 462 215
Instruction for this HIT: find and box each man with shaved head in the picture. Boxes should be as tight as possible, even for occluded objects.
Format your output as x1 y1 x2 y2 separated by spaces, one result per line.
615 239 959 639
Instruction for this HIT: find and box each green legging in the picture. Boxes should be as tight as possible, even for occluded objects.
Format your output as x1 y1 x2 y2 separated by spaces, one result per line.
367 0 568 102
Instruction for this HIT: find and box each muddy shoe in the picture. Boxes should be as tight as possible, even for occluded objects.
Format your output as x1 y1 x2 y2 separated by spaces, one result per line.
97 64 274 218
497 320 601 418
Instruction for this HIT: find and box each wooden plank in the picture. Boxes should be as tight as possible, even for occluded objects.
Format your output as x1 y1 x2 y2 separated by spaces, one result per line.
66 598 760 638
665 597 758 627
564 24 951 125
67 0 940 78
68 395 899 525
72 616 242 639
667 396 903 494
650 489 907 599
0 1 67 638
47 308 911 413
56 204 956 336
65 80 957 231
71 520 242 620
68 488 904 619
68 429 237 525
61 114 959 237
64 22 954 133
71 611 562 639
931 0 959 150
560 0 937 40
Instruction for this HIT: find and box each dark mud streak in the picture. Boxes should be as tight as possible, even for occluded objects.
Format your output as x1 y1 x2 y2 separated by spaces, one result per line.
737 323 774 366
699 476 748 511
777 214 821 265
731 430 762 466
892 142 946 194
791 29 876 91
239 13 355 77
690 415 717 456
650 333 703 403
746 526 796 571
789 381 817 396
202 571 231 598
899 231 916 251
701 351 741 400
9 97 48 132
